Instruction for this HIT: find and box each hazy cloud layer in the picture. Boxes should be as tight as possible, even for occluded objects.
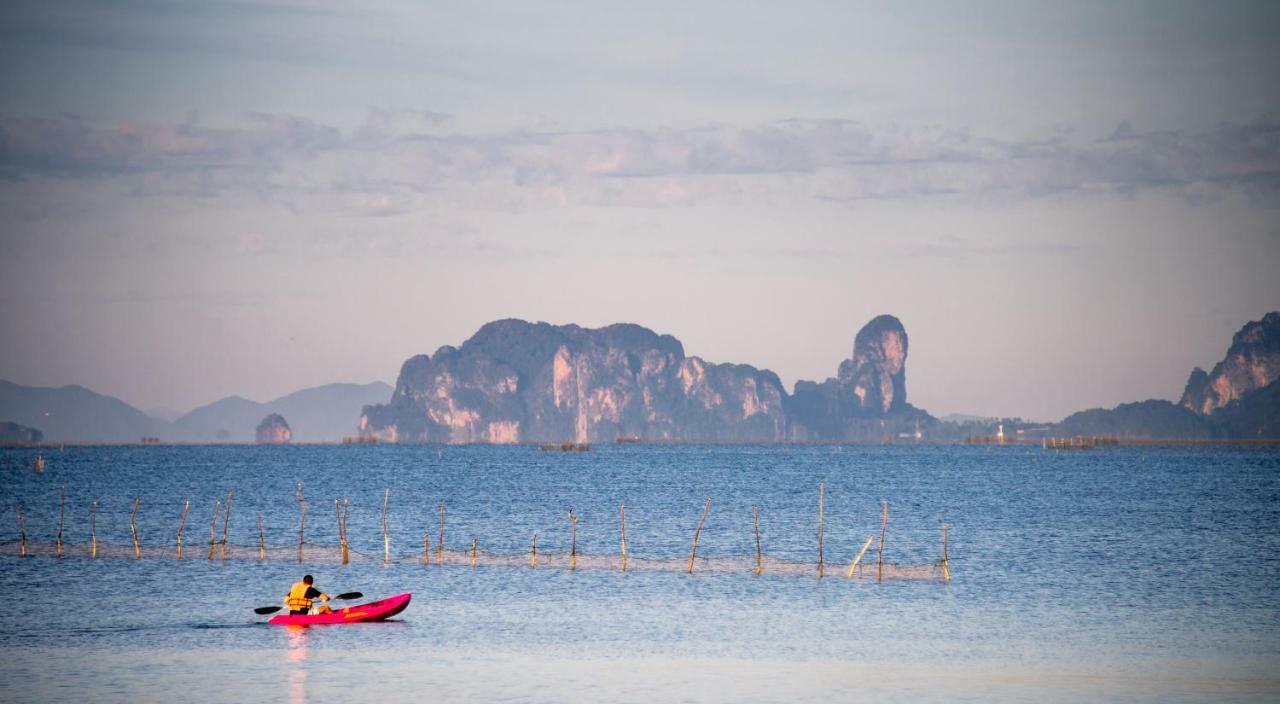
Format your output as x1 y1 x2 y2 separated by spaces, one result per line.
4 112 1278 212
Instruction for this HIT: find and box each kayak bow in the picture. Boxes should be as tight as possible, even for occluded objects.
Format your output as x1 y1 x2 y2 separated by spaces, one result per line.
266 592 411 626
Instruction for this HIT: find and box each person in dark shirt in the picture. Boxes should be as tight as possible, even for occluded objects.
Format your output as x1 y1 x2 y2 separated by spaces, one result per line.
284 574 331 615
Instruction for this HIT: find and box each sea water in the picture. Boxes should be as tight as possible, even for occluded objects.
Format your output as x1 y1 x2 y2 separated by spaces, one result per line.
0 444 1276 703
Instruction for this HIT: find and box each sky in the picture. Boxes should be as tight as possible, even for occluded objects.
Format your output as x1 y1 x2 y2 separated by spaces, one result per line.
1 0 1278 421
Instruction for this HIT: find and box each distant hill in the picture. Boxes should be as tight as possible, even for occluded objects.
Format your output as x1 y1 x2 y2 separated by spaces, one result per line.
0 379 391 443
939 413 996 424
0 420 43 444
143 406 185 422
170 395 264 441
0 380 167 442
1211 380 1280 439
1047 312 1280 440
1052 400 1219 440
171 382 392 442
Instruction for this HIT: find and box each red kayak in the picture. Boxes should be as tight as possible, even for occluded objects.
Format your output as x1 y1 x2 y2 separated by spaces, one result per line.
267 592 411 626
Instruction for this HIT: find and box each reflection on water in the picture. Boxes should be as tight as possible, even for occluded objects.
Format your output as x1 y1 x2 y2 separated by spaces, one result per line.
0 443 1276 703
287 627 308 704
286 626 309 663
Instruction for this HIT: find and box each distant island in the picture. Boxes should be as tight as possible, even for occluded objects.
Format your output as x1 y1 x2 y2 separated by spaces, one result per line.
0 380 390 443
2 313 1276 444
255 413 293 444
357 315 933 443
358 312 1279 444
0 421 42 444
1052 311 1279 440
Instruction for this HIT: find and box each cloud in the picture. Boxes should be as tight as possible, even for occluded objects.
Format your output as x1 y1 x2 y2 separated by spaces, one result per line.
0 112 341 177
2 112 1278 211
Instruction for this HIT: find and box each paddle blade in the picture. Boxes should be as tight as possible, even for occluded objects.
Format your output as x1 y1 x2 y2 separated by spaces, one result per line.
334 592 362 600
254 606 283 615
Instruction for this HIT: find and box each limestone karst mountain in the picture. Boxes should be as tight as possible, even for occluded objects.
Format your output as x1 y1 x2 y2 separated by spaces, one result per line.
1051 312 1280 439
1179 312 1280 415
255 413 293 444
359 315 933 443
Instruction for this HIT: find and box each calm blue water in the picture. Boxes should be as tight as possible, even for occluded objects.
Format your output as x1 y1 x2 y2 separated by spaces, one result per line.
0 444 1277 703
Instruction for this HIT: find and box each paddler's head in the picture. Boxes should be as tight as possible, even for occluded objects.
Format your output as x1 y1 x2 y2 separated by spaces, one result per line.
303 575 314 585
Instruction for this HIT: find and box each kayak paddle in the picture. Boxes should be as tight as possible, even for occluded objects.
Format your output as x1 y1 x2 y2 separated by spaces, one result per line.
254 591 364 615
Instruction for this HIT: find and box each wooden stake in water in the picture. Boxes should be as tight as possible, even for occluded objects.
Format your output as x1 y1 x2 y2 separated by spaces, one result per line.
56 485 66 558
295 482 306 563
877 500 888 582
847 534 875 578
208 500 221 560
817 482 825 579
470 537 477 567
566 509 578 570
340 498 350 565
90 500 98 559
382 488 390 565
436 503 445 564
752 504 763 576
687 498 711 574
530 531 537 569
335 498 351 565
941 523 950 582
16 505 26 558
130 496 141 559
176 499 189 560
619 502 628 573
423 534 430 566
257 512 265 561
220 490 232 560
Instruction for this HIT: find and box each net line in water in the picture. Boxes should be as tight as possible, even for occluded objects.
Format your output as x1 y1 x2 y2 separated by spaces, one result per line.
4 488 952 582
0 540 949 581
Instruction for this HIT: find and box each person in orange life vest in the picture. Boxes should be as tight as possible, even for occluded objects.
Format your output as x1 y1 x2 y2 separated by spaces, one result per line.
284 574 332 615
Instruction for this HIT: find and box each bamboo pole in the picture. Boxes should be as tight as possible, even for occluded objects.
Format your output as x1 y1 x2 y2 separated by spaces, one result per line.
470 537 477 567
16 505 26 558
847 534 875 578
335 499 350 565
567 509 578 570
687 498 711 574
295 482 306 563
530 531 537 569
90 500 97 559
752 504 762 576
436 503 445 564
130 496 141 559
258 512 265 560
423 534 430 566
877 500 888 582
941 523 950 582
817 482 825 579
341 499 350 565
619 502 628 573
176 499 189 560
208 500 221 559
382 488 390 565
220 490 232 560
56 486 66 557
